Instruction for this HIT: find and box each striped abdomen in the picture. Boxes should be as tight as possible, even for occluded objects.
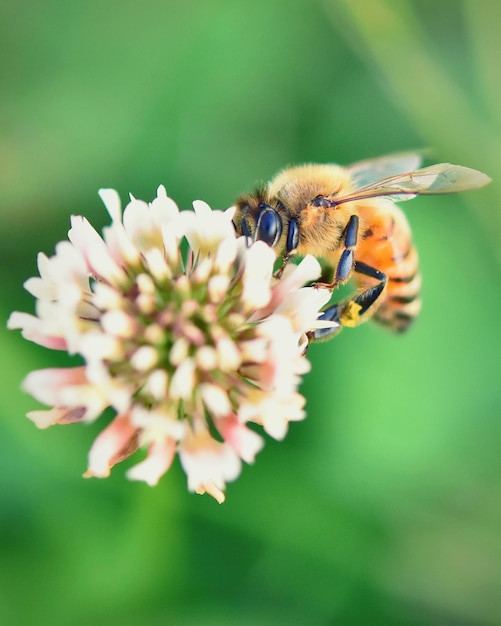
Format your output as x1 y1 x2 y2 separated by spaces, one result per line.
355 201 421 332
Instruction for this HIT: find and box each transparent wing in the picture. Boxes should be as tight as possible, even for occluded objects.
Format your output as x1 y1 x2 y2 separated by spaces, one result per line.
333 163 491 207
346 152 424 188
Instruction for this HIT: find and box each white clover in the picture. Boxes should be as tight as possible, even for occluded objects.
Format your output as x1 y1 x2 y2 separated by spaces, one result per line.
8 185 337 503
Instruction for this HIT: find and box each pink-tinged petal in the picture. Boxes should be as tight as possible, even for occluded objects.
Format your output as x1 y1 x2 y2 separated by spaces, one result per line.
26 406 87 429
217 416 264 463
84 414 139 478
22 367 87 406
127 438 176 486
7 312 68 350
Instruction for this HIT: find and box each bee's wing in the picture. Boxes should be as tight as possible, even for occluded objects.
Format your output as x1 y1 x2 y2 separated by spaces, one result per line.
334 163 491 206
346 152 424 188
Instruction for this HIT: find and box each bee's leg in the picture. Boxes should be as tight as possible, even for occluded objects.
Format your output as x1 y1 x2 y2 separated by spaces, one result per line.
313 215 359 289
307 261 386 345
273 254 292 279
307 303 343 344
335 215 359 285
339 261 387 327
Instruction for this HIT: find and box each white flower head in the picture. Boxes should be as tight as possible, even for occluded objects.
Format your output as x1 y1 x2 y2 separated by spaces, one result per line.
8 186 337 503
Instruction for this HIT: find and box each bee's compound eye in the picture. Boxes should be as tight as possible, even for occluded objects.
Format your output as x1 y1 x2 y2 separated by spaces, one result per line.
256 204 283 247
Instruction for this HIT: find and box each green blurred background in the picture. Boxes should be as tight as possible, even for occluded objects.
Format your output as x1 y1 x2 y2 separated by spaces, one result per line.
1 1 500 624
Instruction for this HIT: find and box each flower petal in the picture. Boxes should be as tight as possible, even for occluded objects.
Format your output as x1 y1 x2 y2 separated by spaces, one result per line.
127 438 176 486
22 367 88 406
69 216 128 286
7 312 68 350
85 414 138 478
217 416 264 463
241 242 275 309
99 188 122 223
179 429 241 500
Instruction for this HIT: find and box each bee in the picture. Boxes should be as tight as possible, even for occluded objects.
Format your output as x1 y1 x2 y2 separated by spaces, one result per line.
233 153 491 342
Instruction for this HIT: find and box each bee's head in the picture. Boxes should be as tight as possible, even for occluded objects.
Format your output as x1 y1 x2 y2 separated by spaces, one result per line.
233 190 299 256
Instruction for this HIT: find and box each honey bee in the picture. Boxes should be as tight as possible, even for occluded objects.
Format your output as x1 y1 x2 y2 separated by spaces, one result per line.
233 153 491 342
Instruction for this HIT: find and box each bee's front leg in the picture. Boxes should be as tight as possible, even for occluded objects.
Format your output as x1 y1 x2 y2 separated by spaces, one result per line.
273 254 292 279
312 215 359 289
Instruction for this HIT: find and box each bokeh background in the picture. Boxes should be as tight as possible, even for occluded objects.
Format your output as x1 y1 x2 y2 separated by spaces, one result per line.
1 1 500 624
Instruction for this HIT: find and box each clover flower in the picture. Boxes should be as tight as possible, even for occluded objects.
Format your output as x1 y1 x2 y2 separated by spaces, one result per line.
8 186 335 502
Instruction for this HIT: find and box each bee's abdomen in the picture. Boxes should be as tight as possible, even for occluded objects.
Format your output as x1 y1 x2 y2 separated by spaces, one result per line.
375 246 422 332
356 202 421 332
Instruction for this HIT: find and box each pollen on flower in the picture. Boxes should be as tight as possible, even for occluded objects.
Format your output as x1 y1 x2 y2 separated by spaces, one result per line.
8 185 337 503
